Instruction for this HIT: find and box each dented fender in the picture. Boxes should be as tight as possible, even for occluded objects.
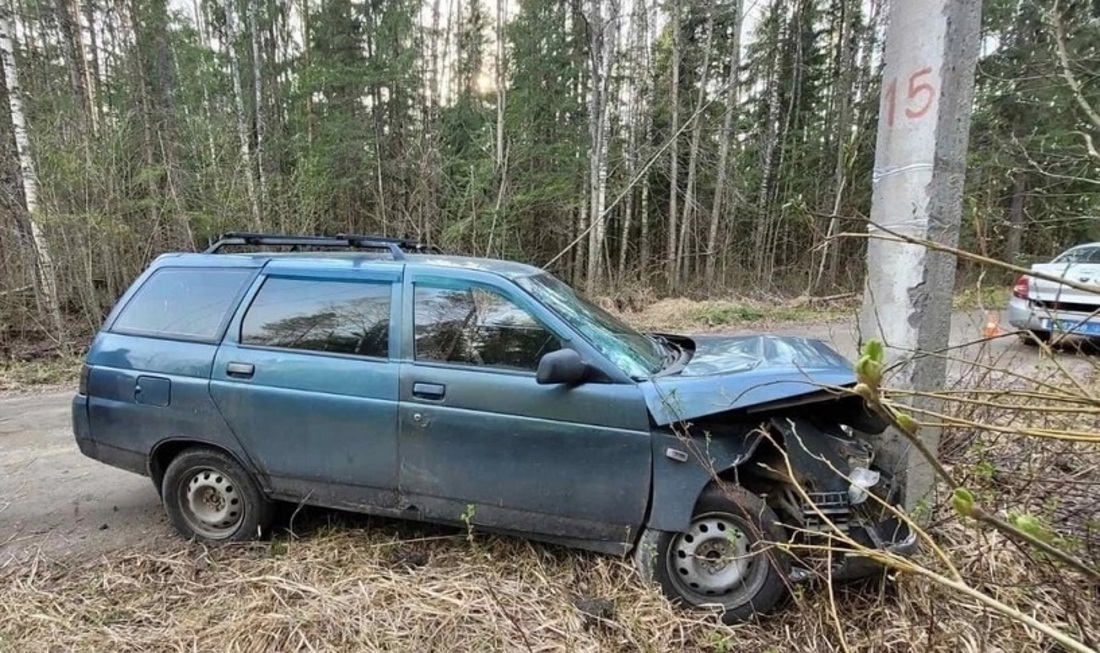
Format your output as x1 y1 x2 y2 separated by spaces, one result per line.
644 428 764 533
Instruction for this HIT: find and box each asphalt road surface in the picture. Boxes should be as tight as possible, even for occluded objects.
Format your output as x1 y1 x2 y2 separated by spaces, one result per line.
0 310 1086 565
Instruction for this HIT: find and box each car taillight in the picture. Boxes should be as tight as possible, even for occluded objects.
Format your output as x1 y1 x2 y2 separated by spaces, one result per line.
79 364 90 395
1012 275 1029 299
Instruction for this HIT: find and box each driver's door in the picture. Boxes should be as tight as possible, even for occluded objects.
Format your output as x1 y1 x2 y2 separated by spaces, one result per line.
396 271 652 552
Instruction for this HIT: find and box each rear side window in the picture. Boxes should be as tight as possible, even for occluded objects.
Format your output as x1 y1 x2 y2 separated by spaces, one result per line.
111 268 253 341
241 277 391 358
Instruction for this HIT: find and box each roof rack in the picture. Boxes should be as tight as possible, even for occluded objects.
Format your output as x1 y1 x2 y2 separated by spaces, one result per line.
203 232 442 260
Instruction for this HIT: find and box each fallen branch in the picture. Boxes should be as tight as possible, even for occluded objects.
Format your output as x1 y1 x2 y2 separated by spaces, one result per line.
0 285 31 297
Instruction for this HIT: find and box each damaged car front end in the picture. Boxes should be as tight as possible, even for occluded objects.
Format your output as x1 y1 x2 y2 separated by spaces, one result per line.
639 333 918 601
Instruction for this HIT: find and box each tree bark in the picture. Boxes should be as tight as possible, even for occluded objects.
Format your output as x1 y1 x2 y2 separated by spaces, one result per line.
0 2 63 338
81 0 101 131
813 0 859 292
249 0 268 212
666 0 681 290
617 0 651 284
584 0 618 293
225 0 261 229
54 0 92 132
704 0 742 288
1004 172 1027 264
752 5 784 285
676 1 716 285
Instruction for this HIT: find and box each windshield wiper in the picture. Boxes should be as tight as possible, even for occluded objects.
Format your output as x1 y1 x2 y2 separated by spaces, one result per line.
649 334 680 368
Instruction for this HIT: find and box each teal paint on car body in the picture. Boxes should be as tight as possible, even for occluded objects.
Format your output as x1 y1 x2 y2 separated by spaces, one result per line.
72 233 917 622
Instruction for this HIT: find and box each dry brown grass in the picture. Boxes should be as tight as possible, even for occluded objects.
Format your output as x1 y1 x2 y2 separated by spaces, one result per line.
1 483 1097 653
616 297 852 333
0 356 80 395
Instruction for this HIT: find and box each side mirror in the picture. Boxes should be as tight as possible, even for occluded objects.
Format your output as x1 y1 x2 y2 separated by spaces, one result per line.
536 349 588 385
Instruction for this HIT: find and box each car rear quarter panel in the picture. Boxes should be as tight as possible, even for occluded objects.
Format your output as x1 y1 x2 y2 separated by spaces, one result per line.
85 333 256 482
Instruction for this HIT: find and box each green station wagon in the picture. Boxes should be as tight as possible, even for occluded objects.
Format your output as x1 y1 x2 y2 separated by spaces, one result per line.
73 232 916 623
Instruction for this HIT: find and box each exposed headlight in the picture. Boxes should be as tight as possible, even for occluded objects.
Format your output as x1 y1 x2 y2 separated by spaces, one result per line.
848 467 881 505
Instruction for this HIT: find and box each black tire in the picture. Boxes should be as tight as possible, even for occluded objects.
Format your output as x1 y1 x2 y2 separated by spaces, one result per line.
162 447 274 542
1019 330 1049 346
634 484 790 624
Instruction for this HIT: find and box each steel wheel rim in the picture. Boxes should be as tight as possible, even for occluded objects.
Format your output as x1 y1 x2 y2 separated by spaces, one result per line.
179 467 244 539
666 511 770 606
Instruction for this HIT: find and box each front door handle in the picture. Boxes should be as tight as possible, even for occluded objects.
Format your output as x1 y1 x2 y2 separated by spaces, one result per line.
226 362 255 379
412 382 446 400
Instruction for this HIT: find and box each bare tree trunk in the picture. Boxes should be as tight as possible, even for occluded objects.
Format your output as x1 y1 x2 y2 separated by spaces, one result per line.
1004 172 1027 264
676 1 716 286
225 0 261 229
585 0 618 293
617 0 649 284
488 0 507 256
81 0 101 132
639 0 655 280
813 0 858 292
752 16 783 285
666 0 681 290
495 0 506 167
301 0 313 146
0 2 63 338
249 0 268 212
55 0 91 131
704 0 742 288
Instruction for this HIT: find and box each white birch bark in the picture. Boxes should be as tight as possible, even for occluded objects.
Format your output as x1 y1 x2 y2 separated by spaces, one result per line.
585 0 618 293
1 2 63 336
704 0 743 287
225 0 262 229
249 0 268 210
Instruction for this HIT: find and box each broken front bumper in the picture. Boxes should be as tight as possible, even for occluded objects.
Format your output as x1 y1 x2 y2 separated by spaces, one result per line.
790 514 919 583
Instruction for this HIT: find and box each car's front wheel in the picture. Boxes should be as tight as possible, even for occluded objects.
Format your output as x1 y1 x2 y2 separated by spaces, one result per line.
634 485 790 623
162 447 274 542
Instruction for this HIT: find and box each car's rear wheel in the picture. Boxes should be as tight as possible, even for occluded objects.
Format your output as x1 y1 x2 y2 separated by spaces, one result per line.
634 484 790 623
162 447 274 542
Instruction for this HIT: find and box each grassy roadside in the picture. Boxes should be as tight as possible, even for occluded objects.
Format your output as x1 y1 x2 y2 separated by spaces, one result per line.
0 356 82 394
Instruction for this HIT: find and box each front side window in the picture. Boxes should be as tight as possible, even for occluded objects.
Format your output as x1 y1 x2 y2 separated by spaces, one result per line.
111 267 253 341
414 283 560 371
241 277 391 358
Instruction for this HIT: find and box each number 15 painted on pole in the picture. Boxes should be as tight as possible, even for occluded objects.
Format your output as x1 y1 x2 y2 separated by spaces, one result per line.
883 67 936 128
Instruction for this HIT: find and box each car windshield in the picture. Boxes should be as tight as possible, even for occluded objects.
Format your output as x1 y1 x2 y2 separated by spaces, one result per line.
516 273 665 378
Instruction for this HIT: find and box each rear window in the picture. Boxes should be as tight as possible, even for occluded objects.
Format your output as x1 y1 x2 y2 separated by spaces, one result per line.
240 277 391 358
1054 246 1100 264
111 268 253 341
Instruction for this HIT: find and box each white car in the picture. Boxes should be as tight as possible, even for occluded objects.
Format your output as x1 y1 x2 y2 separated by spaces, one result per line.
1008 242 1100 344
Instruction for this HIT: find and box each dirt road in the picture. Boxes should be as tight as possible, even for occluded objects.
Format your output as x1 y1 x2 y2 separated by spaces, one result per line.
0 310 1078 564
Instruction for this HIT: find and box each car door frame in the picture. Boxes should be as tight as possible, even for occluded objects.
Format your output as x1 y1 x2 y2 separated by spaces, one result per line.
395 266 653 553
209 260 406 515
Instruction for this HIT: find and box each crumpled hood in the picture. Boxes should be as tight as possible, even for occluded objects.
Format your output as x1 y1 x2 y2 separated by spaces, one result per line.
641 334 857 425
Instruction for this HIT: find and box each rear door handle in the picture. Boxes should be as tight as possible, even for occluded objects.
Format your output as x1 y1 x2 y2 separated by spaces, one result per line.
412 382 446 400
226 362 255 379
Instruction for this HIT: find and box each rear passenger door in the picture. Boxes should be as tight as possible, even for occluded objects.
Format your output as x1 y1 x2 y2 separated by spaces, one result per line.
210 265 402 510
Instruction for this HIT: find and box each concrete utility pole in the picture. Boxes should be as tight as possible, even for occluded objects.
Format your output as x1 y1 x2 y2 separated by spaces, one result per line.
859 1 982 510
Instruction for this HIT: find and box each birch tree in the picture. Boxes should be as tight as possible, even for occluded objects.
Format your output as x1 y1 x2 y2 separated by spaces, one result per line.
666 0 681 289
250 0 269 208
584 0 619 293
225 0 262 228
0 1 62 337
704 0 743 287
